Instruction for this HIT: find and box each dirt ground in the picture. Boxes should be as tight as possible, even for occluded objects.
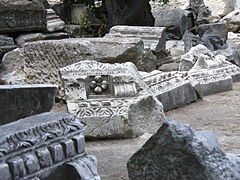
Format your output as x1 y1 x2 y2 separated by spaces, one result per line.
51 82 240 180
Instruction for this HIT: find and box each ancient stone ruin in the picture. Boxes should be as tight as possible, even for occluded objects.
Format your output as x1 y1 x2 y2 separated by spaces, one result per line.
60 60 165 138
0 112 100 180
0 0 240 179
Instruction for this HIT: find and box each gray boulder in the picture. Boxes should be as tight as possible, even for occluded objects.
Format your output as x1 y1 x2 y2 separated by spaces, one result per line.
128 119 240 180
153 9 187 40
1 37 156 99
0 84 57 125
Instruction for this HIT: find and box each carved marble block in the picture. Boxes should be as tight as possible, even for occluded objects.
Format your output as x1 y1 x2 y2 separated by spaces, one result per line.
60 60 165 138
105 25 166 58
0 0 47 33
0 112 100 180
0 84 57 125
141 71 198 111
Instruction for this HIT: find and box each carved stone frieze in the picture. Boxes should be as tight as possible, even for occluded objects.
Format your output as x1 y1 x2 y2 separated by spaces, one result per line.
60 60 165 138
0 112 100 180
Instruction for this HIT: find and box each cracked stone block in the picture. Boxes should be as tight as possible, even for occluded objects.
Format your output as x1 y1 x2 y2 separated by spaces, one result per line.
0 84 57 125
60 60 165 138
141 71 199 111
105 25 166 58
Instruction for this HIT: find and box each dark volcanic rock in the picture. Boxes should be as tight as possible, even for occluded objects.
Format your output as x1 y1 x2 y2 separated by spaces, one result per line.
128 119 240 180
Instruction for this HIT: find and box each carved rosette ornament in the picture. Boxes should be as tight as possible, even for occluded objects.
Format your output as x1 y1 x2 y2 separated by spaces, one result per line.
90 75 108 94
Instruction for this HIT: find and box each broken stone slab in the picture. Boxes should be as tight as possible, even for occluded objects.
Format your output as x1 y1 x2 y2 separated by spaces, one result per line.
179 44 233 71
187 69 233 96
0 112 100 179
1 37 156 99
186 55 240 95
15 32 69 47
105 26 166 58
141 70 198 111
153 9 187 40
221 10 240 32
60 60 165 138
0 84 57 125
0 0 47 33
0 35 16 62
128 119 240 180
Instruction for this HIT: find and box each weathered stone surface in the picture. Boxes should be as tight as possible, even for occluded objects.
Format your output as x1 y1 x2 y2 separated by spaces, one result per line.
142 71 198 111
128 119 240 180
60 60 165 138
105 0 154 28
0 0 47 33
105 25 166 58
15 32 69 47
0 112 100 179
166 40 185 58
204 0 234 17
47 8 65 32
221 10 240 32
186 0 211 25
0 35 16 62
0 84 57 125
1 37 156 99
198 22 228 50
182 30 203 52
179 44 212 71
153 9 187 40
228 32 240 49
214 43 240 67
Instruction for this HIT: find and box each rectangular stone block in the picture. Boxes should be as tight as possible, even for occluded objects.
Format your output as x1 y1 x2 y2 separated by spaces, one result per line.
22 153 40 174
0 163 11 180
61 140 76 158
0 0 47 33
36 148 53 168
72 135 85 154
49 144 65 163
8 157 26 179
105 25 166 56
0 84 57 125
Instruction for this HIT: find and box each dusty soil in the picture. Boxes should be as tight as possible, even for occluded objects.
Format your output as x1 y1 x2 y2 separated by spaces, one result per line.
51 82 240 180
